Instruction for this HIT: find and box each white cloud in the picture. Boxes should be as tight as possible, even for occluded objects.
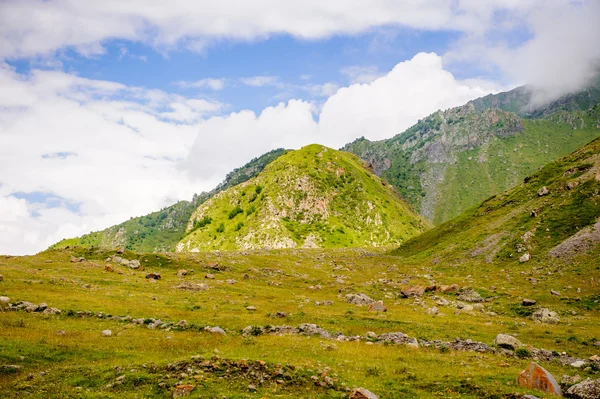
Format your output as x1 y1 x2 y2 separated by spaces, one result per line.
175 78 227 91
341 65 382 84
240 75 280 87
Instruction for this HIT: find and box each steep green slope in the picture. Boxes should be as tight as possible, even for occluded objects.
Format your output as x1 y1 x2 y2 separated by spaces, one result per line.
343 98 600 224
50 149 287 252
178 144 430 251
393 136 600 265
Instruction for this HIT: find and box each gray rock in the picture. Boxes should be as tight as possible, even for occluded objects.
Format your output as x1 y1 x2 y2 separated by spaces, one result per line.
522 298 537 306
297 323 330 339
551 289 561 296
532 308 560 324
345 293 375 305
43 307 62 315
368 300 387 312
566 378 600 399
426 307 439 315
561 374 582 388
101 330 112 337
458 289 484 303
204 326 226 335
538 186 549 196
495 333 522 350
519 253 531 263
400 286 425 298
0 296 10 310
349 387 378 399
128 259 141 269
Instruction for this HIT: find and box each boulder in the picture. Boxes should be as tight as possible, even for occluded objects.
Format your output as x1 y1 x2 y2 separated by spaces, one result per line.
522 299 537 306
532 308 560 324
176 320 188 328
349 387 378 399
246 306 256 311
70 256 85 263
566 379 600 399
550 289 561 296
439 284 459 293
517 362 561 396
297 323 331 339
458 289 484 303
561 375 582 388
176 282 208 291
112 256 123 263
177 269 188 277
42 307 61 315
116 246 125 254
204 274 215 279
495 334 522 350
146 273 161 280
101 330 112 337
105 264 114 272
538 186 549 196
204 326 226 335
226 279 237 284
0 274 3 281
0 296 10 310
401 286 425 298
519 253 531 263
345 293 375 305
128 260 141 269
426 307 439 315
368 300 387 312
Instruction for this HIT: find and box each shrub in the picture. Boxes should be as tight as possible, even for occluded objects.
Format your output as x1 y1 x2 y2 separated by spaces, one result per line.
216 223 225 233
515 348 531 359
228 206 243 219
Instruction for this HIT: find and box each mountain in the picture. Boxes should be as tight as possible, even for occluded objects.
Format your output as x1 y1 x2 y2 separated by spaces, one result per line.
393 135 600 264
342 82 600 224
177 144 430 251
50 148 287 252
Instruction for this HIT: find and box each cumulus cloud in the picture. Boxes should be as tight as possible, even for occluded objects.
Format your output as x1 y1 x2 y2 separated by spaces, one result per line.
240 75 280 87
341 66 382 84
0 52 499 255
175 78 227 91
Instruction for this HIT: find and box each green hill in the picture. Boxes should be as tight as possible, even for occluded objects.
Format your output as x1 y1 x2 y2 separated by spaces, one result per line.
342 85 600 224
50 149 287 252
393 135 600 265
177 144 430 251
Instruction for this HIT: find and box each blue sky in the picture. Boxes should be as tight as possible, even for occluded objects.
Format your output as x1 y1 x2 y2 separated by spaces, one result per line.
1 0 598 254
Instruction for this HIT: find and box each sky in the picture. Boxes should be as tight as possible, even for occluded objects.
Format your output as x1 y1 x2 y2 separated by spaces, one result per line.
1 0 599 255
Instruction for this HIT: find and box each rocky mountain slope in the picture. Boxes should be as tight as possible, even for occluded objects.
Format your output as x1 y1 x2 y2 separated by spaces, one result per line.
50 149 287 252
342 82 600 224
177 144 429 251
393 135 600 265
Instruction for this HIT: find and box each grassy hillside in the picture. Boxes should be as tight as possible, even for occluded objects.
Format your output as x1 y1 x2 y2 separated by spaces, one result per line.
393 135 600 266
178 144 430 251
50 149 287 253
343 100 600 224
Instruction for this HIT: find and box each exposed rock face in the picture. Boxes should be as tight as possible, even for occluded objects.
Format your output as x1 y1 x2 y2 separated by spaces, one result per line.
532 308 560 324
458 289 484 303
566 379 600 399
345 293 375 305
494 334 522 350
517 362 562 396
349 387 378 399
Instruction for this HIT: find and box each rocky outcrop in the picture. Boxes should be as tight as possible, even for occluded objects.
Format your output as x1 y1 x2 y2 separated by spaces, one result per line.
495 334 522 350
532 308 560 324
566 379 600 399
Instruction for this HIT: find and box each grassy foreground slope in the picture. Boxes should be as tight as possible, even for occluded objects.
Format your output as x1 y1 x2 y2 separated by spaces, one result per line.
178 144 429 251
50 149 287 252
393 136 600 265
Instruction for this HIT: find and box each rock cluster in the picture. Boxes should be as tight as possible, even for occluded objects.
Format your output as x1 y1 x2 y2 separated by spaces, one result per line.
345 293 375 305
109 255 141 269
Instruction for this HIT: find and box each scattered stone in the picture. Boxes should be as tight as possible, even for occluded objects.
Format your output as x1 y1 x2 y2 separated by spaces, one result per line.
495 334 522 350
0 365 22 372
204 274 215 279
146 273 161 280
246 306 256 311
0 274 3 281
70 256 85 263
562 375 582 388
570 360 586 368
176 282 208 291
172 384 195 397
345 293 375 305
538 186 550 196
226 279 237 285
567 181 579 190
426 306 439 315
247 384 256 391
401 286 426 298
550 289 561 296
42 307 61 315
56 330 66 336
439 284 459 293
275 311 287 318
243 273 250 279
204 326 226 335
105 265 114 272
519 253 531 263
298 323 331 339
458 289 484 303
522 299 537 306
368 300 387 312
113 256 123 263
101 330 112 337
176 320 188 328
349 387 378 399
566 379 600 399
177 269 188 277
517 362 562 396
532 308 560 324
0 296 10 310
128 260 141 269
